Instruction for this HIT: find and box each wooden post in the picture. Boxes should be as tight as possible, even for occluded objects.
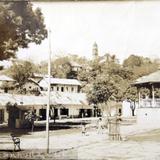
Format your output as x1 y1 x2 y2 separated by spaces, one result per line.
58 108 61 119
152 84 155 107
138 88 141 108
46 29 51 154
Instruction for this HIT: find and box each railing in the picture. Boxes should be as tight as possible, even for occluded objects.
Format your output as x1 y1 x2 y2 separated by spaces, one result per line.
140 99 160 108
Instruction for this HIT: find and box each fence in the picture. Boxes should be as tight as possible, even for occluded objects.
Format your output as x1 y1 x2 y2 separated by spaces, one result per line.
140 99 160 108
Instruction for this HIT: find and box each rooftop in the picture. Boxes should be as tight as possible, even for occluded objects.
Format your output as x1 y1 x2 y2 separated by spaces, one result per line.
0 92 88 108
0 75 15 82
39 77 81 87
32 73 53 78
70 61 82 67
133 70 160 85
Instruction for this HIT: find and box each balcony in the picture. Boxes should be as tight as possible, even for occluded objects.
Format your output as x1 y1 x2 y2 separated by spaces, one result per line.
139 99 160 108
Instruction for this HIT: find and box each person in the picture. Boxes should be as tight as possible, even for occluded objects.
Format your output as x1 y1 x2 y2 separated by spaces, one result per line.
81 123 86 136
97 118 104 134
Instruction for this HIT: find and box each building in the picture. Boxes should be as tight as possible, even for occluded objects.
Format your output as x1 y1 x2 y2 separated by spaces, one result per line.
0 77 94 127
39 77 81 93
0 92 92 126
31 73 50 83
0 94 15 124
132 68 160 127
92 42 99 60
38 77 93 119
21 78 41 95
70 61 82 72
0 75 15 93
40 91 91 119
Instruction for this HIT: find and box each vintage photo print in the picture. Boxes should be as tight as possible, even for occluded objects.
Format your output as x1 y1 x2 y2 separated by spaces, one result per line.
0 0 160 159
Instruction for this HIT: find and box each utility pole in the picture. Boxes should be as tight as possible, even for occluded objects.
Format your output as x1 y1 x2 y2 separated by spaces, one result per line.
46 29 51 154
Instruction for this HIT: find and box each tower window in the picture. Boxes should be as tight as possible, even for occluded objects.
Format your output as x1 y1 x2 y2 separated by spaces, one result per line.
61 87 64 92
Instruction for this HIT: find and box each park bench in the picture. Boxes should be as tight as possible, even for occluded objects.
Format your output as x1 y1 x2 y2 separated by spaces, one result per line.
0 134 21 151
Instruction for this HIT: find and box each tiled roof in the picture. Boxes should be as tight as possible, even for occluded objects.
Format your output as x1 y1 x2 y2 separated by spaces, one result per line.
32 73 52 78
39 77 81 88
0 75 15 81
70 61 82 67
133 70 160 85
49 91 87 106
0 92 89 108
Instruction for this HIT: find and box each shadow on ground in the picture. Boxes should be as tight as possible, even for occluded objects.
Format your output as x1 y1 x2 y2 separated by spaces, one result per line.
0 121 88 137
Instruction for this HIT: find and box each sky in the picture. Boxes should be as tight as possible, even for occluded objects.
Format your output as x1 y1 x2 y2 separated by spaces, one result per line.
17 1 160 64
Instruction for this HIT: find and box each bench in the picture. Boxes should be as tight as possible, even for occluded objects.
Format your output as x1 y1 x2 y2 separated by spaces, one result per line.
0 134 21 151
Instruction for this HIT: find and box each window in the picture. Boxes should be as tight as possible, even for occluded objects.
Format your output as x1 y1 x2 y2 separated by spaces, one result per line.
57 87 59 91
61 87 64 92
51 87 54 91
4 87 8 93
0 110 4 123
71 87 74 92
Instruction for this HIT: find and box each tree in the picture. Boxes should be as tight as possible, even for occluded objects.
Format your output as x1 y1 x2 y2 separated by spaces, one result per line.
132 62 158 79
124 86 138 116
85 54 136 116
77 67 90 82
87 74 118 104
51 57 72 78
0 1 47 60
86 72 119 116
7 60 36 87
123 55 158 79
123 55 143 68
36 54 89 79
122 55 159 115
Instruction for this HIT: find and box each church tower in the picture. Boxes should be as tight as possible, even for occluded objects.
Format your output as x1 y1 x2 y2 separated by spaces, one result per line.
92 42 98 60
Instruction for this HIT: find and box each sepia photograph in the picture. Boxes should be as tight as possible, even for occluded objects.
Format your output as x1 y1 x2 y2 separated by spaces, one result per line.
0 0 160 159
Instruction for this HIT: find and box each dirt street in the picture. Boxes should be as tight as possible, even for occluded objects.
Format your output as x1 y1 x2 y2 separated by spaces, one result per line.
1 127 160 160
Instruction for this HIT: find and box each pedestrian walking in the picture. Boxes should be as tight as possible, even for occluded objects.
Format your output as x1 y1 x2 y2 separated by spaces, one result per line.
81 123 86 136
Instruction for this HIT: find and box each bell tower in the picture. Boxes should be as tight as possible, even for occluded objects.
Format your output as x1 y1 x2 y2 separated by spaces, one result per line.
92 42 98 60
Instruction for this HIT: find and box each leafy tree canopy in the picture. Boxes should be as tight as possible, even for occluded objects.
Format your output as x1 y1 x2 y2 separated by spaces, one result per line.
51 56 72 78
123 55 143 68
0 1 47 60
36 54 89 79
85 54 159 110
7 60 36 86
86 55 131 106
86 74 118 105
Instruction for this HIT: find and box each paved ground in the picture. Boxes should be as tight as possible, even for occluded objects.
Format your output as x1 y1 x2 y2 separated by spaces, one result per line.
1 118 160 159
